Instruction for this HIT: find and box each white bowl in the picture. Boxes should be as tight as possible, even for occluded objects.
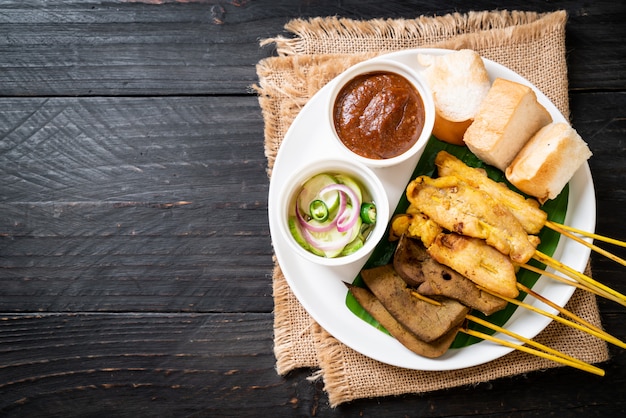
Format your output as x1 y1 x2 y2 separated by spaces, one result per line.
277 158 390 267
328 59 435 168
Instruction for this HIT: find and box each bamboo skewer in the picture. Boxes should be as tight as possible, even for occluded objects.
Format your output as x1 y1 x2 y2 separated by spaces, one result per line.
548 221 626 248
464 314 605 376
534 250 626 307
546 222 626 267
459 328 604 376
409 291 608 375
523 258 619 304
516 282 625 348
520 261 621 311
411 290 440 305
411 292 441 305
476 285 626 349
519 262 604 297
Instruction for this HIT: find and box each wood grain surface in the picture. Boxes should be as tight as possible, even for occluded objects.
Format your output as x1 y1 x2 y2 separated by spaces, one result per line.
0 1 624 417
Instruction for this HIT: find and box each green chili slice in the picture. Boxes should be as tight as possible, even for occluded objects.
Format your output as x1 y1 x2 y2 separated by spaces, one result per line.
360 202 377 224
309 199 329 222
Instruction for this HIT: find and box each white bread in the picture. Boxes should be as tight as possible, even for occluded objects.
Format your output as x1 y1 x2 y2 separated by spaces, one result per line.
505 122 592 203
463 78 552 171
417 50 490 145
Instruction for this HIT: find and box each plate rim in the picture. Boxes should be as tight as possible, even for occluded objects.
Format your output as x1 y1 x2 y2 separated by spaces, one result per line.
267 48 596 371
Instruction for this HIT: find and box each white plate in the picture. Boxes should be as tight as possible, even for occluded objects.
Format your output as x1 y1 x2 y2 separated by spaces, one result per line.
267 49 595 370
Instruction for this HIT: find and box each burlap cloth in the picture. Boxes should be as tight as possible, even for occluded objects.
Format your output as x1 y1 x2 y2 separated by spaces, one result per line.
255 10 610 407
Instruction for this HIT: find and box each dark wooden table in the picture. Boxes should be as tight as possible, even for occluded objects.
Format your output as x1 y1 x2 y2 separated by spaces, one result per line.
1 1 624 416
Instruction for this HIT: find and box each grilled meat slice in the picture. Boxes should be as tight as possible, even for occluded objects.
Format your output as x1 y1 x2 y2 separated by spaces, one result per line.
435 150 547 234
427 232 519 299
406 175 538 264
346 283 460 358
417 279 507 316
393 234 507 315
360 264 469 342
393 233 430 287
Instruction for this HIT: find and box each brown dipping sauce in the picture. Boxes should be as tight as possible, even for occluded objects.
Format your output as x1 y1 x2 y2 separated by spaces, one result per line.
333 71 426 160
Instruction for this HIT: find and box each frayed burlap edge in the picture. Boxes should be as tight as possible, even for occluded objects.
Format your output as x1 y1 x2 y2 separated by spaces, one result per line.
262 10 561 56
272 257 318 374
255 53 377 177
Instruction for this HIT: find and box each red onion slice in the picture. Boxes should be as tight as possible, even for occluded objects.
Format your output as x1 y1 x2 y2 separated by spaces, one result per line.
320 184 361 232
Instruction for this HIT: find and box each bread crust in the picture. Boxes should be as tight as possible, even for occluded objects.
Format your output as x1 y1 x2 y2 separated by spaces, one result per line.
463 78 552 171
505 122 593 203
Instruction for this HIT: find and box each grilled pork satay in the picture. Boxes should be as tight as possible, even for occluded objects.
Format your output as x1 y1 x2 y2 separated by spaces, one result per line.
427 232 519 299
406 175 538 264
345 283 461 358
393 234 508 315
361 265 469 342
391 187 522 299
393 233 432 286
435 150 547 234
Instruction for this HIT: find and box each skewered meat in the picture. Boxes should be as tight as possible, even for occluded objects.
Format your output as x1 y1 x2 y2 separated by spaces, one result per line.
393 233 432 287
427 232 519 299
389 209 442 247
406 174 538 264
360 264 469 342
435 150 547 234
346 283 460 358
393 234 508 315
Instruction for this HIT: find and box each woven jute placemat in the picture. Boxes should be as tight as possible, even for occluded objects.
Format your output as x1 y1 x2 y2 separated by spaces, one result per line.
256 10 610 407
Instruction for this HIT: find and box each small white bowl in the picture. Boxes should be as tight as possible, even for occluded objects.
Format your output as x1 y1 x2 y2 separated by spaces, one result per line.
277 158 390 267
328 59 435 168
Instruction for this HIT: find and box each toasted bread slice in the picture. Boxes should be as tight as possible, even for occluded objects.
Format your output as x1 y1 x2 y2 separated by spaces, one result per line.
417 49 490 145
463 78 552 171
505 122 592 203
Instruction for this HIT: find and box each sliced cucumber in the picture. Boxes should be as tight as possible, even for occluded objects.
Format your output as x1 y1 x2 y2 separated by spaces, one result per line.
340 236 364 256
335 173 363 203
308 215 362 258
297 174 339 216
288 217 323 256
290 211 364 259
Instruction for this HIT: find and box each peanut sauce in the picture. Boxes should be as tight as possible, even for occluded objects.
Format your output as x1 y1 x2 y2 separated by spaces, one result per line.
333 71 426 159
